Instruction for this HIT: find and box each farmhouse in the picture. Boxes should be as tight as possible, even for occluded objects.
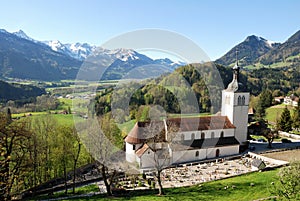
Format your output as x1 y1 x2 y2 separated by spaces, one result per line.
125 61 249 170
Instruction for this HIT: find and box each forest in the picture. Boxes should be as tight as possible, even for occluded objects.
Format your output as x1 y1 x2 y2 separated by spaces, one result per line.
94 63 300 122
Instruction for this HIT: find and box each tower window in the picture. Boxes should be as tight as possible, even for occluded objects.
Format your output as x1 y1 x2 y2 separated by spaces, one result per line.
237 96 242 105
242 96 246 105
133 144 136 150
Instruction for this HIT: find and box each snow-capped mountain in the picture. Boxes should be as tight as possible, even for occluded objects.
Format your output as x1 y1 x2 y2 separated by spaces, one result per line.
43 40 97 61
153 58 186 69
9 29 187 66
1 29 186 81
245 35 279 48
92 48 154 62
13 30 37 42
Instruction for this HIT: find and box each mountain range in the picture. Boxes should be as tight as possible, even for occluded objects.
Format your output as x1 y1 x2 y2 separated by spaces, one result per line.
0 28 300 81
216 30 300 69
0 29 184 81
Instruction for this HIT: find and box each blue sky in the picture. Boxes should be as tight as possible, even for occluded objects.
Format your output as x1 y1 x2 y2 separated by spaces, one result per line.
1 0 300 60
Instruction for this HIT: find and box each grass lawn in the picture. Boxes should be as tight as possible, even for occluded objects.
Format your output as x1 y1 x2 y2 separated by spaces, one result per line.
118 120 136 135
40 169 279 201
14 113 83 127
51 114 83 127
265 104 295 124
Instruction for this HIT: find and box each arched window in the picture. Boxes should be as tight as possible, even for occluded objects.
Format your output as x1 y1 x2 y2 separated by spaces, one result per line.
220 131 224 138
191 133 195 140
201 132 205 139
181 134 185 141
237 96 242 105
216 149 220 157
133 144 136 150
242 96 246 105
195 151 199 157
211 132 215 139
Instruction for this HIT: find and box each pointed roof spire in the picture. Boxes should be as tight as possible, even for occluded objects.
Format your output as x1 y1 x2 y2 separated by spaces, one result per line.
226 48 240 92
233 48 239 70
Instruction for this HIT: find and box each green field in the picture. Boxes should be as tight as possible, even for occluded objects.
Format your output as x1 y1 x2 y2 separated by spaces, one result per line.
12 113 84 127
265 104 295 124
36 169 280 201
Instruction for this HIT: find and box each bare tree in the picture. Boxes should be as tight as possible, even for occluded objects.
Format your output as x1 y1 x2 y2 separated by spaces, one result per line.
0 113 31 201
142 120 178 195
70 128 81 194
77 116 125 196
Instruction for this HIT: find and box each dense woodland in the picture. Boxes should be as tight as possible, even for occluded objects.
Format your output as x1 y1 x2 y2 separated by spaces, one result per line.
0 80 45 105
94 63 300 122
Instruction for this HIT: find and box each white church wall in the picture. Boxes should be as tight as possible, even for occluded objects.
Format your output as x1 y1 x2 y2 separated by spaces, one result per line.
233 93 249 144
233 92 249 106
172 149 207 164
139 149 155 169
221 91 235 122
126 142 136 163
221 90 249 145
224 129 235 137
233 106 249 143
139 150 171 169
206 145 239 158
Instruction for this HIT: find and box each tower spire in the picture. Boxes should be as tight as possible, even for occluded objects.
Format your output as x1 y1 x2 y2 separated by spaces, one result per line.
235 48 239 66
226 48 240 92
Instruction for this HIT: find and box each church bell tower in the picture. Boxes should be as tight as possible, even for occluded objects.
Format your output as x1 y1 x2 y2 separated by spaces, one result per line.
221 51 249 145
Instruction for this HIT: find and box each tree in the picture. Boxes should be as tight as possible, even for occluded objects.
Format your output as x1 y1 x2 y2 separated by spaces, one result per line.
142 121 178 195
292 104 300 130
70 128 81 194
262 128 278 148
255 90 273 120
271 161 300 200
0 113 31 200
78 116 124 196
278 106 292 132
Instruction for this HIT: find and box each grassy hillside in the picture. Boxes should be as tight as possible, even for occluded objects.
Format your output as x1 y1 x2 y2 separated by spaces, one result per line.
266 104 295 124
30 169 279 201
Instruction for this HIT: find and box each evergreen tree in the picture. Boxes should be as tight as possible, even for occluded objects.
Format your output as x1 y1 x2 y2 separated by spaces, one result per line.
6 108 12 123
254 89 273 120
278 106 292 132
260 89 273 108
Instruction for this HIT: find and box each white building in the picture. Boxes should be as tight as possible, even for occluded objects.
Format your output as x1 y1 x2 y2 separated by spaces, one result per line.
283 94 299 107
125 61 249 170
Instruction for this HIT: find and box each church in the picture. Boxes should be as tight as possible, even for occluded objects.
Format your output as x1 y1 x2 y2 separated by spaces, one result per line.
124 61 249 170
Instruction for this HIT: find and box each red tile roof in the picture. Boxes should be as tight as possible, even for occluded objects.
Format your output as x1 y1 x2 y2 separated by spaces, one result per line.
125 116 235 144
124 121 165 144
166 116 235 131
135 144 150 157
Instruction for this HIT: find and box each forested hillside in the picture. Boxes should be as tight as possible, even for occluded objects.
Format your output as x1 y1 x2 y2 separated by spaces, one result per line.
0 80 45 103
94 63 300 121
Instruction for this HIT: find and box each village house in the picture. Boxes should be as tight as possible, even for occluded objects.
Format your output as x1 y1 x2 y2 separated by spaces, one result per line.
283 94 299 107
125 61 249 171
